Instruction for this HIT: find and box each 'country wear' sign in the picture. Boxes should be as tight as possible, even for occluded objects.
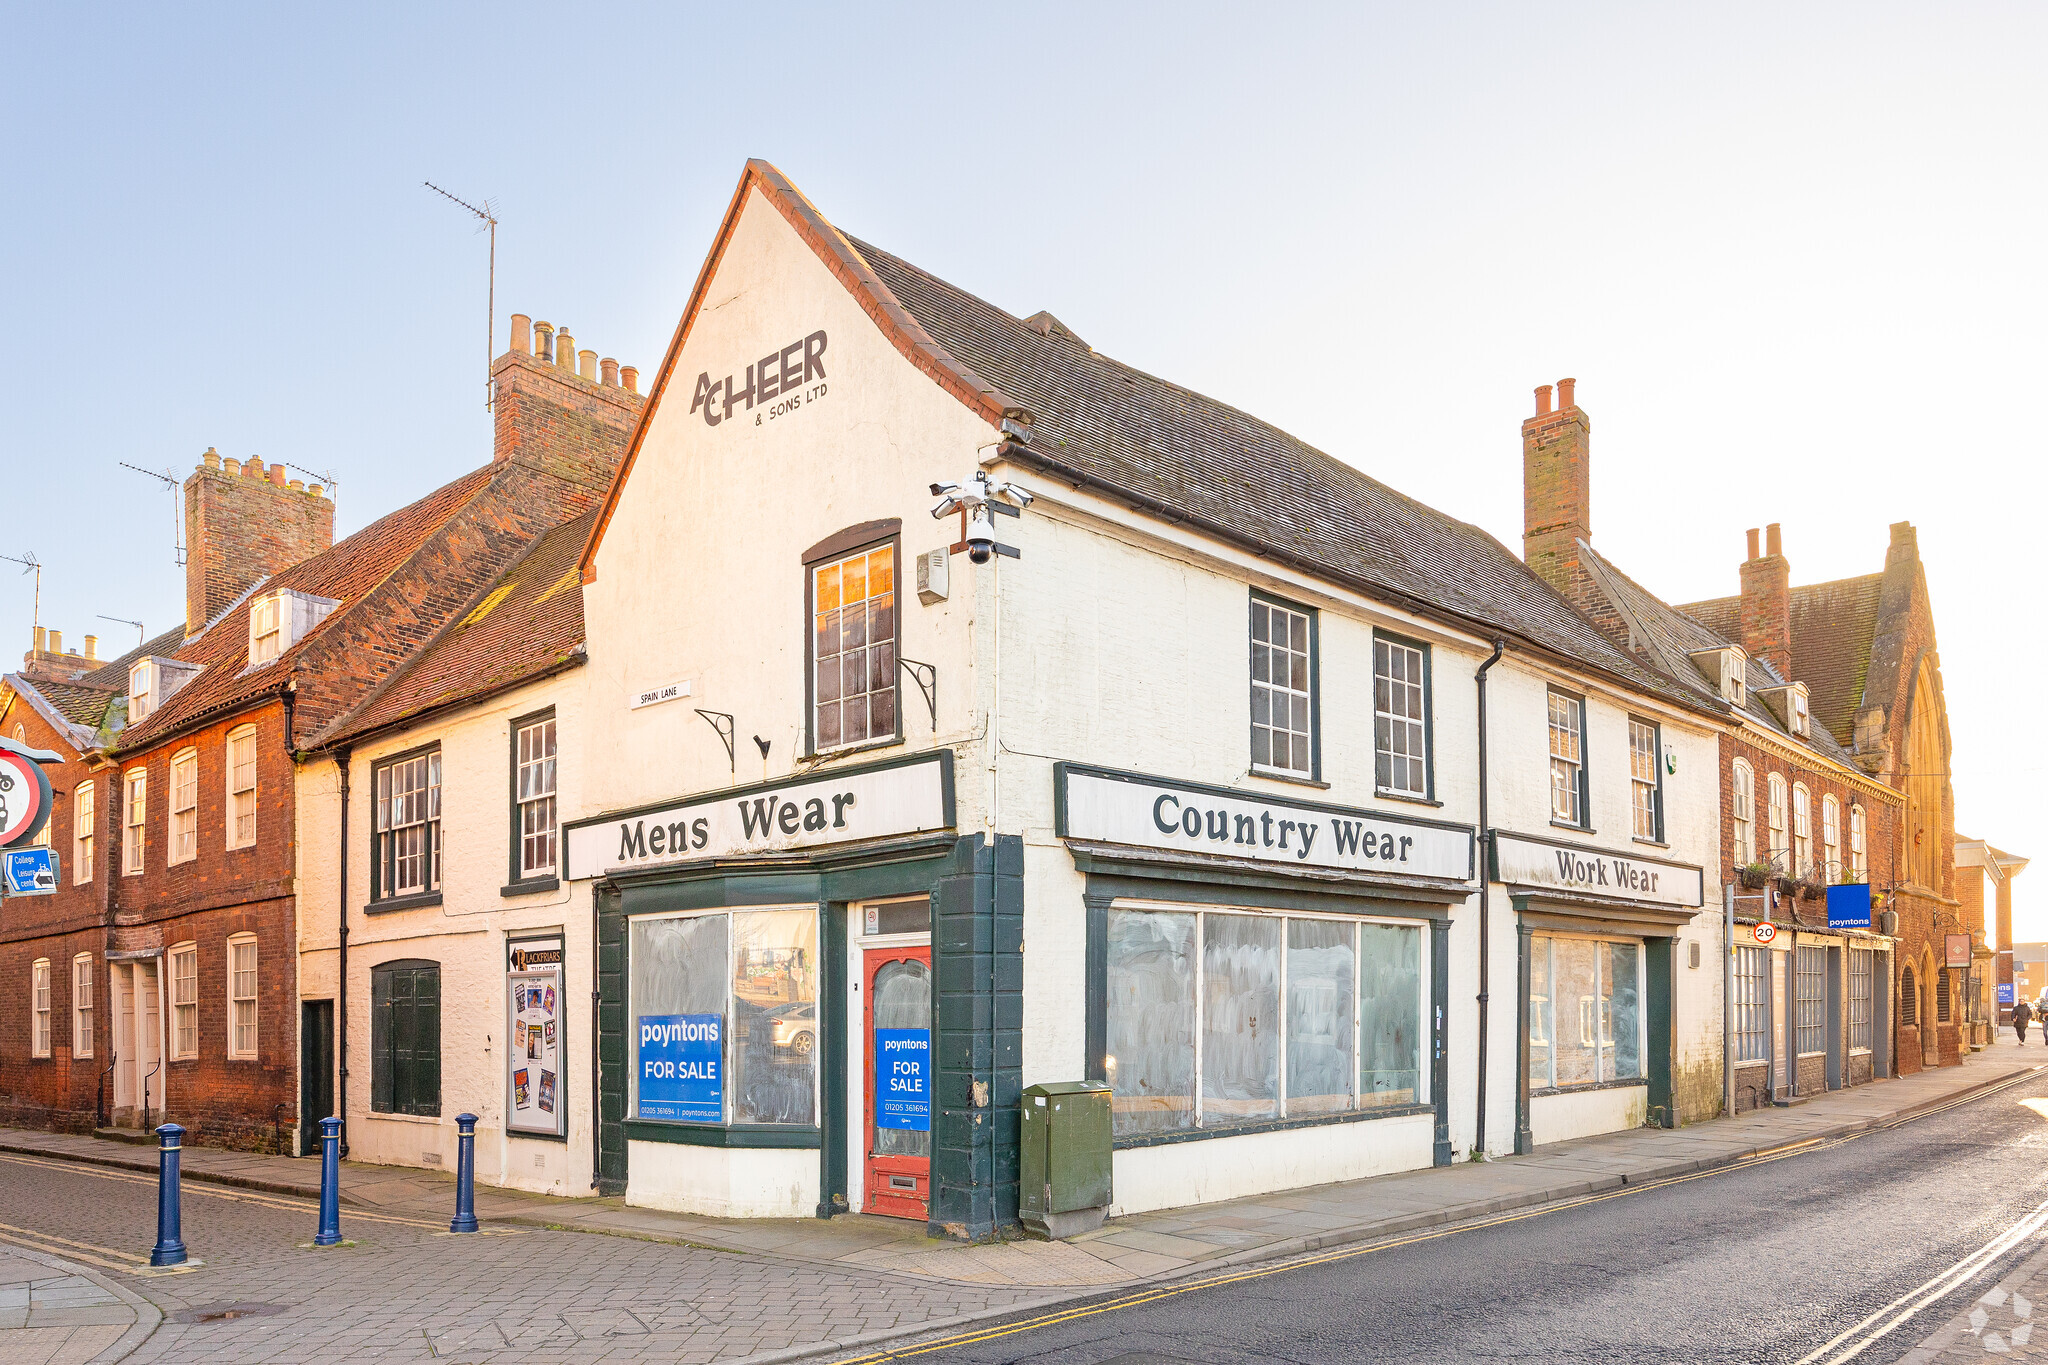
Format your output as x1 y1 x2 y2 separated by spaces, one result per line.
565 752 954 881
1490 831 1704 908
1054 763 1474 882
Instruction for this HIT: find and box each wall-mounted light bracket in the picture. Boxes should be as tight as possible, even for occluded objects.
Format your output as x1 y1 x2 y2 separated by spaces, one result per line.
695 709 735 773
898 658 937 731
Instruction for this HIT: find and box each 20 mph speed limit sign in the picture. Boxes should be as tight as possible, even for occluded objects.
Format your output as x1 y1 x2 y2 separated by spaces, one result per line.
1753 921 1778 945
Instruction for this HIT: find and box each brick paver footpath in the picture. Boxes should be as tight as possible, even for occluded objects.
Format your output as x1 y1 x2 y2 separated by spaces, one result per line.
0 1041 2037 1364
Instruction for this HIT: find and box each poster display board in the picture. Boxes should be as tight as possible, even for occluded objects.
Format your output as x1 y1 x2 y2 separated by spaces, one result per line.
507 935 567 1138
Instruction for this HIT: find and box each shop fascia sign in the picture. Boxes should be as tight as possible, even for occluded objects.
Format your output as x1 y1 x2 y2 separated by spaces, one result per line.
563 751 953 880
1054 763 1475 881
1490 830 1704 908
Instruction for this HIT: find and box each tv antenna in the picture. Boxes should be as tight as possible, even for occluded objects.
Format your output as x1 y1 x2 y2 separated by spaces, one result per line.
0 551 41 635
424 181 499 410
282 461 339 526
97 615 145 647
120 463 187 567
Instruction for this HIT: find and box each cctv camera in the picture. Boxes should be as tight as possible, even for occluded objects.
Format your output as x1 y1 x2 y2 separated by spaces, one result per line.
965 506 997 564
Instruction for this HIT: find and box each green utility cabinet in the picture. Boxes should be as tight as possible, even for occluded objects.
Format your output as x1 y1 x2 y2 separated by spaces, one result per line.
1019 1081 1112 1239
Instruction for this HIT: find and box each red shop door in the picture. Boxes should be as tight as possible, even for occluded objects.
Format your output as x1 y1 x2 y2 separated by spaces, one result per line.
863 945 932 1220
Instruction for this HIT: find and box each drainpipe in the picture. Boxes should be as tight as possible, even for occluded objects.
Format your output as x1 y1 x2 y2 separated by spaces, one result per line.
336 748 352 1158
1723 882 1736 1118
1473 638 1506 1158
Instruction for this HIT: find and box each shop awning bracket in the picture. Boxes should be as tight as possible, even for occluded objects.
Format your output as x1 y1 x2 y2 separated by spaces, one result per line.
899 658 937 730
695 709 735 773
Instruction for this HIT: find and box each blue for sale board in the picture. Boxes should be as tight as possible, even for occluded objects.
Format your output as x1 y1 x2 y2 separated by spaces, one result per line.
3 848 56 895
1999 984 2016 1005
637 1013 723 1122
1826 882 1872 930
875 1027 930 1131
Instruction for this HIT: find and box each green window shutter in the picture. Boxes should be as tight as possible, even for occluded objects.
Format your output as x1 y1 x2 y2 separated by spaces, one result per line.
415 968 441 1118
392 967 418 1114
370 967 394 1113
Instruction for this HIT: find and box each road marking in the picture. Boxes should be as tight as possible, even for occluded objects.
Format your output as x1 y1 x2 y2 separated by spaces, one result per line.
1793 1197 2048 1364
0 1218 148 1264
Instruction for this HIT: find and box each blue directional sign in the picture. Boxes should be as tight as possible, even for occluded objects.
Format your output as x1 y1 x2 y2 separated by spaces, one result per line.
636 1014 722 1122
875 1027 930 1131
3 848 55 895
1826 882 1872 930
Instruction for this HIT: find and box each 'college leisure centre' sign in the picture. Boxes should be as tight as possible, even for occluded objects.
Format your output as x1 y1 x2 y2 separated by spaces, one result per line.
565 752 953 881
1055 763 1474 882
1490 830 1704 908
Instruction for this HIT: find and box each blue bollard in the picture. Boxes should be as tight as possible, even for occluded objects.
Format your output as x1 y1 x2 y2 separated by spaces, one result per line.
314 1116 343 1247
149 1124 188 1267
450 1113 480 1233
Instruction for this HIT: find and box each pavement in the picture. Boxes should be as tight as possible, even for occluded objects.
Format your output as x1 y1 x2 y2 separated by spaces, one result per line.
0 1037 2037 1363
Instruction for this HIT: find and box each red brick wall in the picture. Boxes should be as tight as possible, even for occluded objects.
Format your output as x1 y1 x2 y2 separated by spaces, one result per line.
1520 396 1592 604
1716 732 1899 930
184 459 335 633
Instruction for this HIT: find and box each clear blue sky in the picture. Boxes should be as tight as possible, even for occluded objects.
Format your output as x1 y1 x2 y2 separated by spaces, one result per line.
7 5 2043 924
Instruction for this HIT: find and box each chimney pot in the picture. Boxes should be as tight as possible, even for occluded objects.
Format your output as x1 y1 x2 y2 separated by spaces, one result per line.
621 365 639 395
309 483 324 498
244 457 266 480
269 462 288 488
579 349 597 381
555 330 575 370
1746 527 1761 560
600 357 619 387
1766 522 1783 558
223 457 242 478
83 635 97 660
287 478 305 493
509 313 531 356
47 630 60 657
202 447 222 471
1557 377 1577 409
533 321 554 363
32 626 45 654
1535 384 1553 417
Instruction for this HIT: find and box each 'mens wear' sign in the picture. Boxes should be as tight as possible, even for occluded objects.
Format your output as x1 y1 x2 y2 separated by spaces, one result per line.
1490 830 1704 908
564 752 953 881
1055 763 1474 881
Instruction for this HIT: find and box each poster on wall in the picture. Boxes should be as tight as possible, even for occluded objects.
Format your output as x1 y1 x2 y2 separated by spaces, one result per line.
507 936 567 1138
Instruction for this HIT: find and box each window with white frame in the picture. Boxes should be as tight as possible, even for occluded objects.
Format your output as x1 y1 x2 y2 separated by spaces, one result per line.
1796 944 1827 1056
1733 945 1769 1063
1727 649 1746 707
372 749 441 900
1849 947 1873 1052
1372 635 1428 798
71 954 93 1057
1731 761 1755 867
170 943 198 1060
1790 686 1811 738
129 660 154 722
514 714 558 880
73 782 94 883
1527 935 1642 1088
1766 773 1789 870
1628 718 1662 841
227 934 258 1059
1822 796 1842 883
1251 597 1316 778
249 592 285 665
1106 904 1424 1136
1792 784 1813 878
123 769 146 875
1850 805 1868 878
227 725 257 849
810 543 897 752
169 748 198 865
31 959 51 1058
1547 691 1586 826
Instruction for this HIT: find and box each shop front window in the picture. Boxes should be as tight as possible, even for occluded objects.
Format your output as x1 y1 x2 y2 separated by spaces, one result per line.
1526 934 1643 1090
1105 905 1423 1138
630 908 818 1127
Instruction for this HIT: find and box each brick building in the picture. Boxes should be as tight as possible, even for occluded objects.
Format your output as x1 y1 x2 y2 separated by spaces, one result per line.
0 316 641 1151
1958 838 2028 1026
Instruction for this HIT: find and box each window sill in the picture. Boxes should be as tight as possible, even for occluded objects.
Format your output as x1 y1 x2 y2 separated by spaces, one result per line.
804 735 905 765
623 1120 820 1149
501 876 560 898
1531 1077 1647 1097
1245 768 1330 791
227 1053 260 1064
1631 836 1670 850
366 1110 444 1125
1550 820 1596 836
365 891 444 915
1375 790 1443 809
1112 1101 1431 1149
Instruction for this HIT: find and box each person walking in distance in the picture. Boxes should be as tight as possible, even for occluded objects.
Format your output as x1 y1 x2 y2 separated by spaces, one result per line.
2014 998 2034 1046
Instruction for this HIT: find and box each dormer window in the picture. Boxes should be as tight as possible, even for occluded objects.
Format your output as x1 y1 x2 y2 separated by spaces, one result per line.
1789 686 1811 738
246 588 338 669
1687 644 1746 707
129 661 154 721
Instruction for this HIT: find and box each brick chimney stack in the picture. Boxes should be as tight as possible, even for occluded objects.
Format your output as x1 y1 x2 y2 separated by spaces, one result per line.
184 447 335 636
1522 377 1591 603
1739 522 1793 680
490 312 645 490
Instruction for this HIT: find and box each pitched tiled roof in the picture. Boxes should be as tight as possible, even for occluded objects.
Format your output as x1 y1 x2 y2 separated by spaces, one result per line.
324 512 592 743
836 235 1712 716
1680 573 1884 747
36 680 121 730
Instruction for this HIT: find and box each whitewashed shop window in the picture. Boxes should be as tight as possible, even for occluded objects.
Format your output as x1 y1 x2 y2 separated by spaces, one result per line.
1733 945 1769 1064
169 748 198 865
31 960 51 1058
228 934 259 1059
1766 774 1789 869
1849 948 1873 1052
1104 904 1422 1138
123 769 146 875
1628 718 1662 841
1547 691 1586 827
170 943 198 1060
1821 796 1842 883
73 782 94 883
227 725 257 849
1795 945 1826 1057
71 955 93 1057
1731 761 1755 867
1792 784 1813 879
373 749 441 900
1372 635 1428 798
811 544 897 752
514 714 558 879
629 907 818 1127
1250 596 1316 779
1526 935 1642 1089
